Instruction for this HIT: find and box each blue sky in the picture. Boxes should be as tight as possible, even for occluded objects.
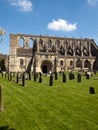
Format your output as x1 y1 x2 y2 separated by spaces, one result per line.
0 0 98 54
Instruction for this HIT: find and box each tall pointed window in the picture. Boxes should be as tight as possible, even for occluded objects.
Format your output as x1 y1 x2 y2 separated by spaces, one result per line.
29 38 34 48
20 37 24 47
48 39 52 48
20 59 24 67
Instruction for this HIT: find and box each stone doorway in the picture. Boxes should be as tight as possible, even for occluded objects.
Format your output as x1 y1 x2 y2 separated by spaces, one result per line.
42 65 47 73
41 60 52 74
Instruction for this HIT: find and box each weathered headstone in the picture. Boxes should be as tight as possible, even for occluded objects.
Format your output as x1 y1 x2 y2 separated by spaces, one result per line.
90 87 95 94
0 85 3 111
22 73 25 86
49 75 53 86
5 73 6 79
63 73 66 82
8 73 10 81
77 73 81 82
39 72 42 83
16 74 19 83
69 72 73 80
86 73 89 79
0 85 2 111
94 70 96 75
72 73 75 79
29 72 31 80
55 72 58 80
34 73 36 81
9 72 12 81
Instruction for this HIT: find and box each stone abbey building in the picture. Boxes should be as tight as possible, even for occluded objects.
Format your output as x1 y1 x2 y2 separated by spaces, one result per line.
9 34 98 73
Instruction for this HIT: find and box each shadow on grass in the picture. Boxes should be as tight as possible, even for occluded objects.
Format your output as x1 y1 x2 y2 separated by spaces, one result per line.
0 125 16 130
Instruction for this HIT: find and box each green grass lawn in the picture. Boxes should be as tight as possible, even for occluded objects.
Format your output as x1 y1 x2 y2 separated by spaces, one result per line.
0 72 98 130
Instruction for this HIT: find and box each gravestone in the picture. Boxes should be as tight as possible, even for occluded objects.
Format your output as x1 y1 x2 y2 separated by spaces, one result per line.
77 73 81 82
0 85 2 111
34 73 36 81
25 73 28 80
69 72 73 80
72 73 75 79
29 72 31 80
94 70 96 75
9 72 12 81
22 73 25 86
36 73 38 79
39 73 42 83
5 73 6 79
0 85 3 111
49 75 53 86
55 72 58 80
8 73 10 81
90 87 95 94
86 73 89 79
16 74 19 83
63 73 66 82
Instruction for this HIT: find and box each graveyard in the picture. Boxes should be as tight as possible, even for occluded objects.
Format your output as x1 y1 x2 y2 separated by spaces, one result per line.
0 72 98 130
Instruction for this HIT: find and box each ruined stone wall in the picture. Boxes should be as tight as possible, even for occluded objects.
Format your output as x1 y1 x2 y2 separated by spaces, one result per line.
9 34 97 73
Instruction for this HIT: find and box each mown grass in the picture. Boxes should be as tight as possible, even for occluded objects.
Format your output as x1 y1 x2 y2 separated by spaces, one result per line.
0 72 98 130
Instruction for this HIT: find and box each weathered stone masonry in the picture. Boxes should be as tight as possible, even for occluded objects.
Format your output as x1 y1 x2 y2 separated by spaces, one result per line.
9 34 98 73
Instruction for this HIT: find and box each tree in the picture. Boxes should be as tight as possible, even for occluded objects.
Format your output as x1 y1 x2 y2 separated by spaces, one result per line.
0 27 7 43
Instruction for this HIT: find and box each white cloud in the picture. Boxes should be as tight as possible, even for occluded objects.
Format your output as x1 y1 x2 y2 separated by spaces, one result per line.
47 19 77 32
87 0 98 6
9 0 33 12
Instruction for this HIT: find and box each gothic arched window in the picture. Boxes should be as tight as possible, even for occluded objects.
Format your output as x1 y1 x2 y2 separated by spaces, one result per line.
56 40 60 48
48 39 52 48
29 38 34 48
84 60 91 68
20 37 24 47
39 39 43 47
70 60 73 67
76 59 82 68
60 60 63 66
20 59 24 67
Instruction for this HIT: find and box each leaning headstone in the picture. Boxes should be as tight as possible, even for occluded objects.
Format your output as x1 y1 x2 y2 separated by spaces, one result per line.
63 73 66 82
77 73 81 83
22 73 25 86
49 75 53 86
90 87 95 94
55 72 58 80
